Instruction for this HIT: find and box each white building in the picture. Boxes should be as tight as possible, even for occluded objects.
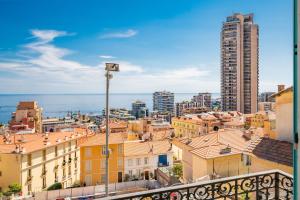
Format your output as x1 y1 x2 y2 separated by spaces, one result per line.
124 140 173 180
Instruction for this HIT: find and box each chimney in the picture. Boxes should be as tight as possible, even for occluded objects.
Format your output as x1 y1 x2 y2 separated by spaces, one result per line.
278 85 285 92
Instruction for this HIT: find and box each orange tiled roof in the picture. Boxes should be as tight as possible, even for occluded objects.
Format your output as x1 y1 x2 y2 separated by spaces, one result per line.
175 129 261 159
124 140 172 157
79 132 126 146
0 128 93 154
172 117 202 124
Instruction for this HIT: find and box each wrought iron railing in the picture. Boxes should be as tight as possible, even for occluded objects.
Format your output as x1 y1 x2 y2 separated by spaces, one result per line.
102 170 293 200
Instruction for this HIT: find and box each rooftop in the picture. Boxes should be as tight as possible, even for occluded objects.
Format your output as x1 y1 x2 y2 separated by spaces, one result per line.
124 140 172 156
173 129 261 159
80 132 126 147
0 128 92 154
246 138 293 167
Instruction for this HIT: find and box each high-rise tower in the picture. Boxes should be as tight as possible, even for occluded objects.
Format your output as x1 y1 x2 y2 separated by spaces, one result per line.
221 13 259 114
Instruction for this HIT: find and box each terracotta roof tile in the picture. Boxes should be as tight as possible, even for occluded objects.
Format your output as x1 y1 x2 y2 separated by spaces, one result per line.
0 128 92 154
247 138 293 166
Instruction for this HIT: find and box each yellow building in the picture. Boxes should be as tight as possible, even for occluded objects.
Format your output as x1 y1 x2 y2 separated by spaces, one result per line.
172 117 202 138
80 133 125 185
0 128 91 195
263 112 276 139
270 86 293 142
250 111 266 128
172 129 292 183
172 115 220 138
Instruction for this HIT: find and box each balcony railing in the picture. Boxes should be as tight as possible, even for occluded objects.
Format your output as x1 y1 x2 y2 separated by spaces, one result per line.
102 170 293 200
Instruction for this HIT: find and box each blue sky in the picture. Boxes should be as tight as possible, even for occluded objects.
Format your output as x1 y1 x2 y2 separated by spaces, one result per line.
0 0 292 94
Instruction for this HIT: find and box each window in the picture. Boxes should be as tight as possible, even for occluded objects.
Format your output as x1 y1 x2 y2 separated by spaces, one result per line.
144 157 148 165
68 165 71 176
27 154 32 166
118 144 123 154
68 142 71 151
100 174 106 183
85 148 91 157
42 177 46 189
55 171 58 182
42 149 46 161
55 146 58 157
118 158 123 167
101 159 105 169
128 159 133 166
102 146 107 155
85 160 92 172
136 158 141 166
129 170 133 176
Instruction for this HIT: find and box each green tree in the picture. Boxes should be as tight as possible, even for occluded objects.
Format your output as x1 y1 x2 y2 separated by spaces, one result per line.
172 164 183 178
3 183 21 196
47 182 62 191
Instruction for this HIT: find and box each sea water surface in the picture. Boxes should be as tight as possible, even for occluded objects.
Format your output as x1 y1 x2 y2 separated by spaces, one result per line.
0 93 220 123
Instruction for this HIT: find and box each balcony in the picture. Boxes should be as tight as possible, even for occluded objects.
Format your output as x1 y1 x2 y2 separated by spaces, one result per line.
102 170 293 200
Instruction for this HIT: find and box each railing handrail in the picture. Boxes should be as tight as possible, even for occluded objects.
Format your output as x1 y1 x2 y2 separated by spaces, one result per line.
101 169 293 200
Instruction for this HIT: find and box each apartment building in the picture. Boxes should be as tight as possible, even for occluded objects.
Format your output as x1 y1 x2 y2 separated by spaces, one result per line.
258 102 275 112
191 93 212 109
131 100 148 119
80 133 126 185
175 101 206 117
172 115 221 138
221 13 259 114
0 128 91 195
153 91 174 113
259 92 275 102
124 140 173 181
172 129 292 183
9 101 43 133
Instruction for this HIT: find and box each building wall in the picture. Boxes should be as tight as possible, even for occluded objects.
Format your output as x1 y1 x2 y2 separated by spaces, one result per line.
206 154 249 178
182 149 193 183
0 154 21 192
80 144 124 186
124 152 173 180
172 118 201 138
0 139 80 195
249 156 292 175
275 90 293 142
263 120 276 139
22 140 80 194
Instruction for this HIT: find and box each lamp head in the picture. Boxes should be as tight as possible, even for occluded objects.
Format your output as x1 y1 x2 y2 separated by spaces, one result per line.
105 63 119 72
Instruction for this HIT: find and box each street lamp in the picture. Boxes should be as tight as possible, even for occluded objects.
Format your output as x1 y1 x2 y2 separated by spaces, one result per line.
104 63 119 197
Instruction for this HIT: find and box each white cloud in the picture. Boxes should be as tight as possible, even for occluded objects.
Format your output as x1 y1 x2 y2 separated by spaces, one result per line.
0 29 215 93
30 29 69 43
99 55 115 59
100 29 138 39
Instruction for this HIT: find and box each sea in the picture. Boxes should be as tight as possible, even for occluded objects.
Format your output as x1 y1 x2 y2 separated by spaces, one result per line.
0 93 220 124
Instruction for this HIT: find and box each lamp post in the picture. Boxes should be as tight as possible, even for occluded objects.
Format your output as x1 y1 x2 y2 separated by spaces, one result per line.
104 63 119 197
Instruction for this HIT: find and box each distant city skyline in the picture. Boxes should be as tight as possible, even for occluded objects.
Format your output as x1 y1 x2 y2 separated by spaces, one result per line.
0 0 292 94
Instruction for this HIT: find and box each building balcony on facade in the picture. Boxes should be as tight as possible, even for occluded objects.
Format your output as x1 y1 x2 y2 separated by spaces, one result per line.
153 91 175 114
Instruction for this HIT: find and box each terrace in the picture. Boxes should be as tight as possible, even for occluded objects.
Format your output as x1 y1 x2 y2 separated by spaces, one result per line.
102 170 293 200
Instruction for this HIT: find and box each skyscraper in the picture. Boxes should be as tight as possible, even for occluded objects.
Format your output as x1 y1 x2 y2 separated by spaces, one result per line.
221 13 259 114
153 91 175 113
